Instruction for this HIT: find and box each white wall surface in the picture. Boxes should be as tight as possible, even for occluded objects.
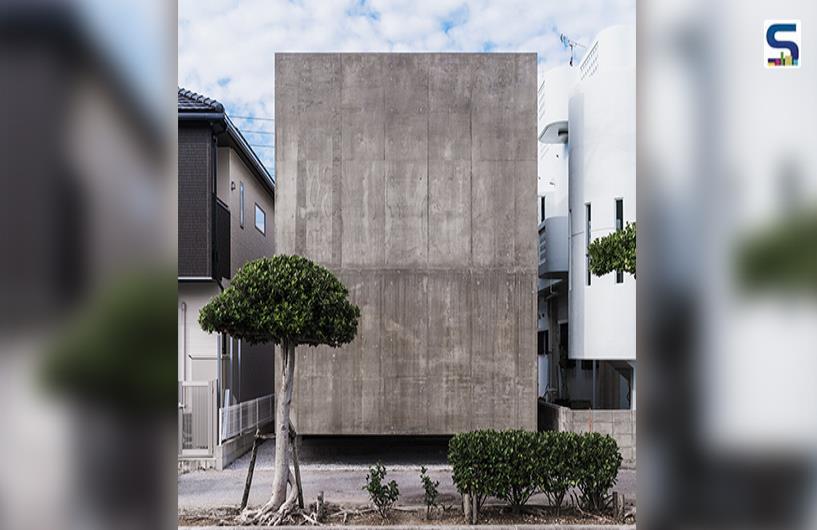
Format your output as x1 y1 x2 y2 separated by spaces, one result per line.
179 282 221 382
536 25 636 362
538 65 576 143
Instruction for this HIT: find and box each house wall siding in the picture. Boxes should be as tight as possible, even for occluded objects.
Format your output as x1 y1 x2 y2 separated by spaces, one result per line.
178 126 213 278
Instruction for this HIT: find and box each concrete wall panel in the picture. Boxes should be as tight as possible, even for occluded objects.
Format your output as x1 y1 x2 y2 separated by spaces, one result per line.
472 161 516 267
274 159 298 256
303 159 335 264
341 160 385 267
276 53 537 435
428 160 471 266
429 112 471 161
429 54 473 113
385 161 427 266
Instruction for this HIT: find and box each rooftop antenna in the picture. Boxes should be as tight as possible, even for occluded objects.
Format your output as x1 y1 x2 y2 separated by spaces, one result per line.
559 33 586 66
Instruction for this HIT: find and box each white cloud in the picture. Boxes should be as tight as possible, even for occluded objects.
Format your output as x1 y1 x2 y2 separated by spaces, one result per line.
178 0 635 168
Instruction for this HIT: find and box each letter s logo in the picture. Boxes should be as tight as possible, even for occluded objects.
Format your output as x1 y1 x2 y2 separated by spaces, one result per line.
767 23 800 60
765 20 801 68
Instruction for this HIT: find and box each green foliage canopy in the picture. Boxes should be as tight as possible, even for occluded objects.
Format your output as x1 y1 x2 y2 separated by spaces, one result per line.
738 210 817 294
43 271 176 412
588 222 636 277
199 255 360 346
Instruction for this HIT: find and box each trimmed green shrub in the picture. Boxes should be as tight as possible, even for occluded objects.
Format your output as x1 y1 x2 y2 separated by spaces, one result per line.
449 429 623 517
363 463 400 519
574 433 623 512
490 430 541 513
448 430 495 514
537 431 580 514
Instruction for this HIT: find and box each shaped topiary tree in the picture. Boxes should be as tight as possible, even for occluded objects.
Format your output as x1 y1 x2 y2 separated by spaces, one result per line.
199 255 360 524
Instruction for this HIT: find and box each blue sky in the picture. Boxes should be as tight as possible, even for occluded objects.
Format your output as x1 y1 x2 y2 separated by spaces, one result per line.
179 0 635 170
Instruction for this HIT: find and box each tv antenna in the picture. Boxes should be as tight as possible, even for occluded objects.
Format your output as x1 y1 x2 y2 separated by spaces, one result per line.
559 33 586 66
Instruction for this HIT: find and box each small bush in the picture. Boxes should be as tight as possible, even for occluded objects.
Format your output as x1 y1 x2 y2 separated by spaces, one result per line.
490 430 541 513
574 433 623 512
448 430 495 514
538 431 580 514
363 463 400 519
420 466 440 518
449 429 623 517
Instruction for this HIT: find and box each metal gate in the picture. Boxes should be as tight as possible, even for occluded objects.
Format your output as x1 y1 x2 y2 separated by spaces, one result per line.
178 380 216 457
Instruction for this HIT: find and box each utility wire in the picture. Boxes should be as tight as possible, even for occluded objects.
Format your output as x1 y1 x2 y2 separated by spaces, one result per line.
231 115 275 122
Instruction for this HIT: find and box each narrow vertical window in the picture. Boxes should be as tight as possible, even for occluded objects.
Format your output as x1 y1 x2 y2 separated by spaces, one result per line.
540 196 546 223
585 203 591 286
239 182 245 228
615 198 624 283
255 203 266 235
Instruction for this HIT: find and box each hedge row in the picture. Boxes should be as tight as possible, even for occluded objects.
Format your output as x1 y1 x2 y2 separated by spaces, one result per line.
448 430 622 514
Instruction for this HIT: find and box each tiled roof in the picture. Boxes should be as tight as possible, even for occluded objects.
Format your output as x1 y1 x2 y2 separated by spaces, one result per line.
178 88 224 112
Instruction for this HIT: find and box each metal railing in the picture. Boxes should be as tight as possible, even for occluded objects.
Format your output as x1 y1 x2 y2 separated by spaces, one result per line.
178 381 216 457
219 393 275 443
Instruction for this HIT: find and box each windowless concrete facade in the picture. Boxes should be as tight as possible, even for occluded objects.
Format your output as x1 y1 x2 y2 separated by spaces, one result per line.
275 53 538 435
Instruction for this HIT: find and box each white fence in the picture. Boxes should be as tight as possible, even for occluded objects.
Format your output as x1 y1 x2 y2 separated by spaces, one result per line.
219 393 274 442
178 381 216 457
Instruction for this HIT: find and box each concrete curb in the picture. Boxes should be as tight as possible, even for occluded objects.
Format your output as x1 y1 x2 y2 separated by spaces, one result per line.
180 526 636 530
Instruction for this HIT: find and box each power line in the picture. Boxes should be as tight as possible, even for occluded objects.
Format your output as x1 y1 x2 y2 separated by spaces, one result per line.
242 130 275 135
231 115 275 122
249 144 275 149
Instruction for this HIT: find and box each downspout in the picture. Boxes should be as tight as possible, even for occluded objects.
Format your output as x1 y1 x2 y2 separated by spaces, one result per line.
211 130 226 415
181 302 188 381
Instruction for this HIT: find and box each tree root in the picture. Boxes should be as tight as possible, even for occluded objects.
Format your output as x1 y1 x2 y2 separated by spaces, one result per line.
238 467 319 526
327 507 376 518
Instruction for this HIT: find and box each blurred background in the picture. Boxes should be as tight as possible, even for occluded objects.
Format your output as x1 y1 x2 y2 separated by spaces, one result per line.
0 0 176 529
0 0 815 528
640 0 817 528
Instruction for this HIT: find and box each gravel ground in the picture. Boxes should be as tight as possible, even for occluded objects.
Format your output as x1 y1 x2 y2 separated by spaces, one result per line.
178 439 636 510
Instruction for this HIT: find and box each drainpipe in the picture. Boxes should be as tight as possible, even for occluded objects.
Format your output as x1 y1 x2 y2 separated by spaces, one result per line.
181 302 188 381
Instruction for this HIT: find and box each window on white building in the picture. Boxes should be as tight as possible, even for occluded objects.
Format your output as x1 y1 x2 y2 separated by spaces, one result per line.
239 182 245 228
615 198 624 283
540 197 546 223
586 203 591 286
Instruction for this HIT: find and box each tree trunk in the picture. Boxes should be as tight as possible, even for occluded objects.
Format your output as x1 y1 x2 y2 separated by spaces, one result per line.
267 340 296 511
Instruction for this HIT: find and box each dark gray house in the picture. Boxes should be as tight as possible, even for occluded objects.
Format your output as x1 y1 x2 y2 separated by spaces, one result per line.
178 88 276 470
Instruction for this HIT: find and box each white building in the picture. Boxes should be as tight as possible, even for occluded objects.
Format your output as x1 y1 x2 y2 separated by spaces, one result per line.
537 25 636 410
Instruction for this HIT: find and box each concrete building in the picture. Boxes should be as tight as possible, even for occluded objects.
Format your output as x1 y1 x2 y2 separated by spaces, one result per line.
274 53 538 435
536 26 636 411
178 89 277 470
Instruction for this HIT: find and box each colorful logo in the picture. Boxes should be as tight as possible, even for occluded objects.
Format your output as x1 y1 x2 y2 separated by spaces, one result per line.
765 20 801 68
